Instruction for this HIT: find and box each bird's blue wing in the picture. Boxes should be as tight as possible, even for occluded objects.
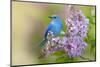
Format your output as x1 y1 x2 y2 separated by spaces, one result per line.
44 23 53 39
39 23 52 48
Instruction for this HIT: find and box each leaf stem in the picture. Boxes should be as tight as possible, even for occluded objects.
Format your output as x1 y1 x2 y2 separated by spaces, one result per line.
80 56 93 61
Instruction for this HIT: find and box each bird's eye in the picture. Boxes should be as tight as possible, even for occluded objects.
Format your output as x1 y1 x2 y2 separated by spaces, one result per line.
53 17 56 19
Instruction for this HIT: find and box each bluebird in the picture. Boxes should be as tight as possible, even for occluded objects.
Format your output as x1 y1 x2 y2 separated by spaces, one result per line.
39 15 63 47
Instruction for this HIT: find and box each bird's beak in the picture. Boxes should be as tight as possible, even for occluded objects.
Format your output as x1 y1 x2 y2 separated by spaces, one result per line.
48 16 52 19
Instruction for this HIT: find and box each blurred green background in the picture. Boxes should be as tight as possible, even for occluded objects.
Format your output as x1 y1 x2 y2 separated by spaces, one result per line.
12 1 96 65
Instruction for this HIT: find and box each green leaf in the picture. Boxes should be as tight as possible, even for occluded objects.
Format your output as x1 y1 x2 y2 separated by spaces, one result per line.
52 50 65 56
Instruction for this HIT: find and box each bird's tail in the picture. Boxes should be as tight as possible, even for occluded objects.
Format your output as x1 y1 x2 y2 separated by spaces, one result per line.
39 38 48 48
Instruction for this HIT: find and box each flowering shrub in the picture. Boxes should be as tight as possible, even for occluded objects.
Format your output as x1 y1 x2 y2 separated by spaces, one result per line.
41 7 90 59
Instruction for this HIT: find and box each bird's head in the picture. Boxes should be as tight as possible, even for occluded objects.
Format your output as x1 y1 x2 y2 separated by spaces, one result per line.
49 15 61 20
49 15 62 27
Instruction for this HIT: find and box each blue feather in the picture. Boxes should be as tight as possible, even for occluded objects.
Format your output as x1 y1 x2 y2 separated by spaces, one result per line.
39 15 62 47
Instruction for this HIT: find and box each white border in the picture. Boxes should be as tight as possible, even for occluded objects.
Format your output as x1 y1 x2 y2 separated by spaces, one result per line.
0 0 10 67
21 0 95 5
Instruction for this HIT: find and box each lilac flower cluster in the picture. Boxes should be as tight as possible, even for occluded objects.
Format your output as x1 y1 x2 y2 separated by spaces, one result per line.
64 9 89 57
42 9 89 58
66 9 89 37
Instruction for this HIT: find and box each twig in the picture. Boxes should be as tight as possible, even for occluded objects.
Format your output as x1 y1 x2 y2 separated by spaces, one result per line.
80 56 93 61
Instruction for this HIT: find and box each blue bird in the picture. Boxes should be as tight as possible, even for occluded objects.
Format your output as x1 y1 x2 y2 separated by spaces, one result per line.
39 15 63 47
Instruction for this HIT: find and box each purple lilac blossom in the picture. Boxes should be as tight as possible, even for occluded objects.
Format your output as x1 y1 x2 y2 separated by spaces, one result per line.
42 9 89 57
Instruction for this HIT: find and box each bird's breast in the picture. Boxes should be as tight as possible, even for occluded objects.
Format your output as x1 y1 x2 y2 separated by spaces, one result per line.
51 23 62 36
